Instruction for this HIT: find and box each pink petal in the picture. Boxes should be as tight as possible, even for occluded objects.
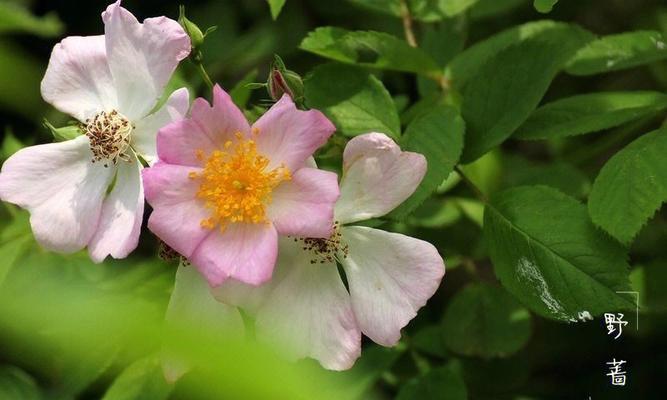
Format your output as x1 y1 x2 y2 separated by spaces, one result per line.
253 94 335 171
156 119 214 167
190 223 278 287
102 1 190 120
341 226 445 346
88 156 144 262
143 163 211 258
190 85 251 143
335 133 426 224
41 35 117 122
157 85 250 167
132 87 190 165
255 240 361 370
268 167 339 238
0 136 114 252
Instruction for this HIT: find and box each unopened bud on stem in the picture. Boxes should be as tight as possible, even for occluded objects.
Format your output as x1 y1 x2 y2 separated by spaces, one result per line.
267 54 304 104
178 5 204 51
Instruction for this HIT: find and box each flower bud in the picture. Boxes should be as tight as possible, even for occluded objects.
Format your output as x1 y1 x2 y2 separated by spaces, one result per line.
267 55 304 103
178 6 205 52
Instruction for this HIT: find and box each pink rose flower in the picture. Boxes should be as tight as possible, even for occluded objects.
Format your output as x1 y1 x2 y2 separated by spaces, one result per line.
212 133 446 370
142 85 338 286
0 1 191 261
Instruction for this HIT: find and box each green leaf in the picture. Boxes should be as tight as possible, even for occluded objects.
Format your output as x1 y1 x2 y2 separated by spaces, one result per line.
456 356 530 394
410 0 479 20
347 0 478 20
0 40 45 118
389 105 465 219
447 21 586 87
408 198 462 228
418 22 465 96
630 261 667 314
412 325 448 358
102 356 172 400
502 157 590 198
0 211 31 288
588 127 667 245
266 0 287 20
0 366 42 400
442 283 531 357
396 366 467 400
347 0 402 17
451 197 484 227
1 128 24 161
457 22 592 161
436 171 461 194
459 149 503 195
400 91 449 126
43 119 82 142
469 0 528 19
300 27 441 78
514 91 667 140
0 2 64 37
326 345 403 399
484 186 634 321
304 63 400 139
566 31 667 76
533 0 557 13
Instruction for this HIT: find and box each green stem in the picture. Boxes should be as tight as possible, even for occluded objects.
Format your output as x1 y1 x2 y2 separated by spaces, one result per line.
410 350 431 374
462 257 481 280
454 166 488 203
193 58 214 91
399 0 418 48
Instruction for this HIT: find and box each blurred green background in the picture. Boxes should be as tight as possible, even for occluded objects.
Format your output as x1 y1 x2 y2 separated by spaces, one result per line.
1 0 667 399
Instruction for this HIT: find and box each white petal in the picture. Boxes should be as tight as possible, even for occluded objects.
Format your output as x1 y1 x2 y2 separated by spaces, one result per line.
210 277 268 315
335 133 426 224
102 1 190 120
0 136 114 252
132 88 190 165
166 264 244 335
41 35 117 122
88 155 144 262
341 226 445 346
255 240 361 370
163 263 245 382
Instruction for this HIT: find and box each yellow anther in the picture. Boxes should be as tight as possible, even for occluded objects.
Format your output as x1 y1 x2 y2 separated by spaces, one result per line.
191 134 291 231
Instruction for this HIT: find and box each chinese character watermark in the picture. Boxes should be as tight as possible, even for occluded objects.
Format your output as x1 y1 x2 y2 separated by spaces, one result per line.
606 359 627 386
604 313 628 340
577 311 593 321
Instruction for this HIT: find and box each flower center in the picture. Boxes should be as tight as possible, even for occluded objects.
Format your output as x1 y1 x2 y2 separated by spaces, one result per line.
84 110 133 167
294 222 349 264
189 132 291 231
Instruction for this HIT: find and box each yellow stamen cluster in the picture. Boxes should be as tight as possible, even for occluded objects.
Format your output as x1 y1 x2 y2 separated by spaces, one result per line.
189 132 291 231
